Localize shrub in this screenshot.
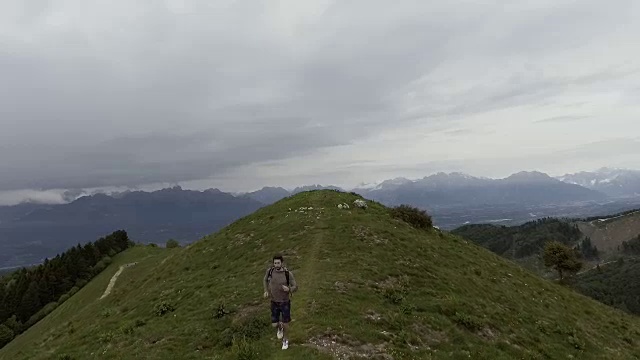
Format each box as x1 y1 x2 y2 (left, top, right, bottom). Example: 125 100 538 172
120 323 135 335
220 313 270 347
0 324 15 347
214 302 229 319
42 301 59 315
390 204 433 230
166 239 180 248
383 287 405 304
92 260 107 273
231 315 269 340
101 308 115 318
453 312 484 331
59 293 71 303
98 330 116 343
154 300 176 316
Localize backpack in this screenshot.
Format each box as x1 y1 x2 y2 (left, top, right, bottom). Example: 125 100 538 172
267 267 290 288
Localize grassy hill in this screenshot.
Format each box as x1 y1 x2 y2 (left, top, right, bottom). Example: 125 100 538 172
576 210 640 253
449 218 587 276
1 190 640 359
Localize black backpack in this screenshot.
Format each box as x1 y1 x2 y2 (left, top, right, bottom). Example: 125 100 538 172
267 266 290 287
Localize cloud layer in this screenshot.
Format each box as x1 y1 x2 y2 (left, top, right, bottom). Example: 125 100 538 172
1 0 639 200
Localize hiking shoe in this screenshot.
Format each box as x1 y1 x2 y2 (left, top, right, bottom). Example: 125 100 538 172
276 327 283 339
282 339 289 350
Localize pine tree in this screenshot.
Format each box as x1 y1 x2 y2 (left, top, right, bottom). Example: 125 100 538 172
544 241 583 280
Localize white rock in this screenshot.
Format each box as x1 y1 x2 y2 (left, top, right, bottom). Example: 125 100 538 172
353 199 367 209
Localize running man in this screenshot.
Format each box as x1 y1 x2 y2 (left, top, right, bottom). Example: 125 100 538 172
263 254 298 350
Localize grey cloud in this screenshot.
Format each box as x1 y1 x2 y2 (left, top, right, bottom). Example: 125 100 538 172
442 128 478 137
0 0 638 196
534 115 591 124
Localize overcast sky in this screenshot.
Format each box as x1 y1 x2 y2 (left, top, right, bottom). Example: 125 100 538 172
1 0 639 204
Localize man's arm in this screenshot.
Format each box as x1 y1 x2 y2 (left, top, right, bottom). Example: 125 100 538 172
288 271 298 293
263 268 270 293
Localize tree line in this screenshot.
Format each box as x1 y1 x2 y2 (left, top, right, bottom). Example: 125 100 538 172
0 230 133 348
451 217 584 259
620 234 640 255
573 257 640 316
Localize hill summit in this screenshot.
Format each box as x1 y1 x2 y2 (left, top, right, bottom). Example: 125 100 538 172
2 190 640 359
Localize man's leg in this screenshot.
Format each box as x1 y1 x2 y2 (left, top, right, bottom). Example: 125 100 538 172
270 301 282 338
281 300 291 349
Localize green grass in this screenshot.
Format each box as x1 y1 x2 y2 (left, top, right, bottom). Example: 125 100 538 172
2 190 640 359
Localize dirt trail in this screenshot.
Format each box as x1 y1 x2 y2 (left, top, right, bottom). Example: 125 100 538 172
100 262 137 300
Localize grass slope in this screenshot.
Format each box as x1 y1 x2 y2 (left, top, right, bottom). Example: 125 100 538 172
1 190 640 360
577 210 640 253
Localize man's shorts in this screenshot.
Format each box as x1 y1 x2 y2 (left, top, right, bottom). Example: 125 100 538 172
271 300 291 323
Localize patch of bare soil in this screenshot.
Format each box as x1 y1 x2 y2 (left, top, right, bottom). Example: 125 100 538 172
476 326 498 341
306 331 392 360
231 300 263 325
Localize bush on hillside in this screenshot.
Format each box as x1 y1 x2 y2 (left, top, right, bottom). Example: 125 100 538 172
3 315 21 333
154 300 175 316
0 324 14 347
166 239 180 248
621 235 640 255
390 204 433 230
543 241 583 280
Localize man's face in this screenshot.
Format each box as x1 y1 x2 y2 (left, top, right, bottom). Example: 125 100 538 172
273 259 282 269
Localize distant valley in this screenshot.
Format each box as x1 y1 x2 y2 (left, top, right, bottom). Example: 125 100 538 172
0 187 263 269
2 168 640 269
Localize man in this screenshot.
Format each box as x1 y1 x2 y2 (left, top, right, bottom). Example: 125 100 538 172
263 254 298 350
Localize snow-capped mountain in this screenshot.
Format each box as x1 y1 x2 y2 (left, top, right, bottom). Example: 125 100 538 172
353 177 414 192
557 168 640 198
234 169 635 208
351 171 607 208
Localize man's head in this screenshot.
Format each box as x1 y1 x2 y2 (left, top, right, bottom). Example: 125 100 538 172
273 254 284 269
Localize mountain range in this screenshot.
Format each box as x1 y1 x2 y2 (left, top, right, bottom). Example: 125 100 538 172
556 167 640 198
244 169 640 207
2 168 640 269
2 190 640 359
